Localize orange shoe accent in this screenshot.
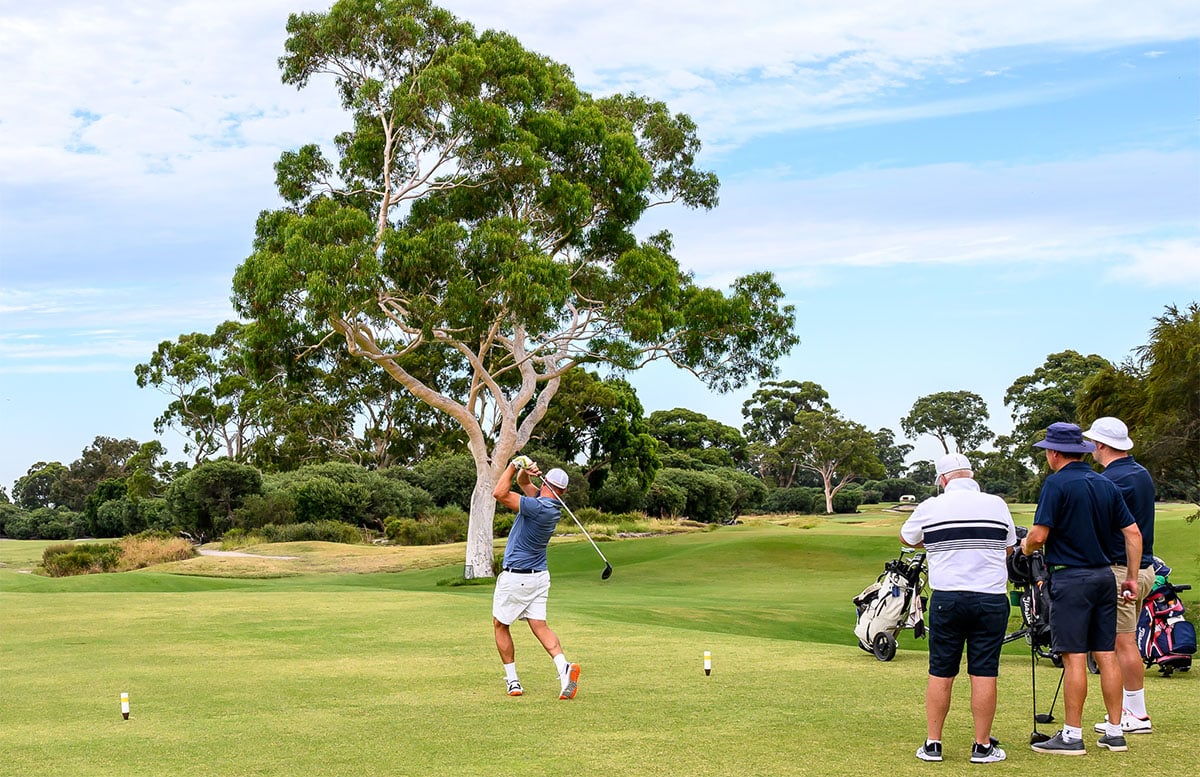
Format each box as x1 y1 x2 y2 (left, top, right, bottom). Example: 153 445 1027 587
559 663 581 699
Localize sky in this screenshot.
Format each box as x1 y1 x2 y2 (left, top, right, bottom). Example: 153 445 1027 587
1 1 1198 493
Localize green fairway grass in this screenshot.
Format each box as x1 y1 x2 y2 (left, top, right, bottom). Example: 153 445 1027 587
2 504 1196 776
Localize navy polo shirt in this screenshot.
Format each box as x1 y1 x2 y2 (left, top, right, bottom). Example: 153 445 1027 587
1033 460 1135 568
1103 455 1155 567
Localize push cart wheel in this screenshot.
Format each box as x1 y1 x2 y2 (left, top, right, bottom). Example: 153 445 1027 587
1086 652 1099 675
873 632 897 662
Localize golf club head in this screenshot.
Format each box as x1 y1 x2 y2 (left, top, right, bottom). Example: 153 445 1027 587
601 563 613 580
1030 731 1051 745
1034 713 1055 724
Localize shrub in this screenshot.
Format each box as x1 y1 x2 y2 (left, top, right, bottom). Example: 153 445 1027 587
652 469 737 523
257 520 363 544
831 489 864 514
861 490 882 504
385 511 468 545
589 473 647 514
41 542 122 576
493 512 514 538
717 468 768 515
643 479 687 518
233 492 298 529
763 487 816 514
95 499 135 538
412 455 478 510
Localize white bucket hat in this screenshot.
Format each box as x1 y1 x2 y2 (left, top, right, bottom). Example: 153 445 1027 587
1082 417 1134 451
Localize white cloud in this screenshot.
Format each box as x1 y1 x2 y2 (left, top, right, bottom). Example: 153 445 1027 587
639 149 1200 285
1105 240 1200 285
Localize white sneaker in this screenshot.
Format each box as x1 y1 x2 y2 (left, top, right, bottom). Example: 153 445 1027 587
970 743 1006 763
1093 711 1152 734
506 679 523 697
558 662 581 700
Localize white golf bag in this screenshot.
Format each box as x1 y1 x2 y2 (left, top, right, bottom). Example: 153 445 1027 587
853 550 927 661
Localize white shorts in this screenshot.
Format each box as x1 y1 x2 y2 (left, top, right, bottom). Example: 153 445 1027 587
492 570 551 624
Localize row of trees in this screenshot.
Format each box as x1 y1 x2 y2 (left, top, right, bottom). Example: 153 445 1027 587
6 301 1195 543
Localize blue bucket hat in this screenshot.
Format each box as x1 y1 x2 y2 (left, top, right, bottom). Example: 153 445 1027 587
1033 422 1096 454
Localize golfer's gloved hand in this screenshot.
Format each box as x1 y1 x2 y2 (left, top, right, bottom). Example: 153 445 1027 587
511 455 535 471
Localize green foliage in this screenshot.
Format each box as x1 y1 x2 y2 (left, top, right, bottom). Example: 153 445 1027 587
648 408 747 467
385 511 468 545
741 380 830 452
651 468 737 523
1078 302 1200 507
642 479 687 518
412 454 478 510
589 471 648 513
716 467 768 515
1004 349 1112 458
54 437 141 512
2 507 83 540
763 487 818 514
12 461 68 510
233 491 299 530
265 462 433 528
901 390 993 454
831 489 864 514
41 542 122 577
872 427 913 480
86 479 129 537
524 369 661 490
166 459 265 540
257 520 363 544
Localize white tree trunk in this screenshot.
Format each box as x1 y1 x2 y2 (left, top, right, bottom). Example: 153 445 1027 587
464 477 499 579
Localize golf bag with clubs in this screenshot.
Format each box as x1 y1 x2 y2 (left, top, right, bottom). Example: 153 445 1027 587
1002 527 1060 666
853 548 927 661
1136 557 1196 677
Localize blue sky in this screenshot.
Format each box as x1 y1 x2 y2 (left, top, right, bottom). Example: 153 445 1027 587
1 1 1198 492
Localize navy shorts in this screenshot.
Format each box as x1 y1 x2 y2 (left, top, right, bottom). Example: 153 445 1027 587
927 590 1010 678
1049 566 1117 654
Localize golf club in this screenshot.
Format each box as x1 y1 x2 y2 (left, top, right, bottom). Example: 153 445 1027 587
529 471 613 580
1029 649 1065 744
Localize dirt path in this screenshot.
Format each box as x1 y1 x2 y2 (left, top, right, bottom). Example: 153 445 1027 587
197 548 298 560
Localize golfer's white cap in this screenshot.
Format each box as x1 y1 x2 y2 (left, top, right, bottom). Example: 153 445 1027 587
545 468 569 489
1082 416 1134 451
935 452 972 478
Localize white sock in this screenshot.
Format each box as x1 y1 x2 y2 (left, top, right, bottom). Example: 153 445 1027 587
503 662 519 682
553 653 569 677
1062 725 1082 742
1123 688 1148 718
1105 721 1122 737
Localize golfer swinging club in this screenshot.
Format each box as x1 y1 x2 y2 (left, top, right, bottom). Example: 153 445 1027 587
491 456 581 699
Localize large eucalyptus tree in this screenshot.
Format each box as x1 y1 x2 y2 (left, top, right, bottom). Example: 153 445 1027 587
233 0 797 577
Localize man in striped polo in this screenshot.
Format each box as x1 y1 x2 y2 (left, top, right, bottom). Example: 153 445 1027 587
901 452 1017 764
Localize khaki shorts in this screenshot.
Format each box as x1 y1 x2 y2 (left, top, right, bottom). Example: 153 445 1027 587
1112 564 1156 633
492 570 551 624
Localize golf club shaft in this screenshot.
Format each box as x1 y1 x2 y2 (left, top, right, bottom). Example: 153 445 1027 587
530 473 611 567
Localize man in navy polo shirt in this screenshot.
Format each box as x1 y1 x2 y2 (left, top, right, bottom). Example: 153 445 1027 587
1083 417 1157 734
1021 422 1141 756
